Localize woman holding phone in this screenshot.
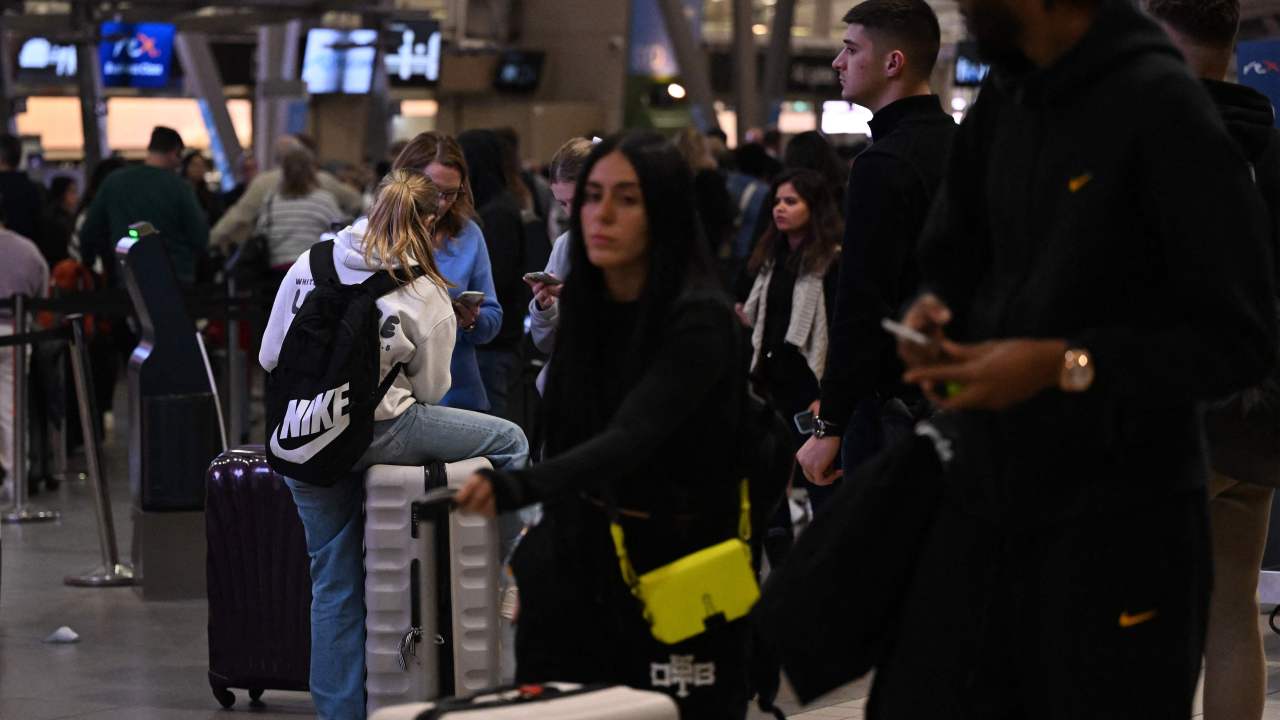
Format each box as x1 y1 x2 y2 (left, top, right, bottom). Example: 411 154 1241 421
456 132 751 718
393 132 503 412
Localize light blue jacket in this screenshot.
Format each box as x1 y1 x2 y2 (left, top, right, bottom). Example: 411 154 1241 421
434 219 503 411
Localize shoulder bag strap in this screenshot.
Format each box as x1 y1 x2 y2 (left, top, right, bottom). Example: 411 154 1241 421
309 239 338 285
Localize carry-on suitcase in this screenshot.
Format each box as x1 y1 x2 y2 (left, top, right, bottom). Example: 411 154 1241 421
368 683 680 719
365 459 502 716
205 446 311 708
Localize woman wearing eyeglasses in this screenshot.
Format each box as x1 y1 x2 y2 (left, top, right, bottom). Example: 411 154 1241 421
393 132 504 413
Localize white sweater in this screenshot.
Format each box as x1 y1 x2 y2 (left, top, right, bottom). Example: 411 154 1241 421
259 219 458 421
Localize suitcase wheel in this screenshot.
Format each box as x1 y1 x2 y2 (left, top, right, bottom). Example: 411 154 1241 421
210 682 235 709
249 688 265 706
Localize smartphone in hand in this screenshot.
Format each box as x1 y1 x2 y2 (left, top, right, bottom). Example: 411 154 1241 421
523 272 563 286
456 291 486 307
881 318 936 349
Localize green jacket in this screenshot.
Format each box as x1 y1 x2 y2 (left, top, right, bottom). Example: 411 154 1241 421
79 164 210 285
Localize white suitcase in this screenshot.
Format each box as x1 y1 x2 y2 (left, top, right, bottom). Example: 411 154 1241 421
365 459 502 717
368 683 681 719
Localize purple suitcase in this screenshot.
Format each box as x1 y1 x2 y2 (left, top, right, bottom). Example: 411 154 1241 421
205 446 311 709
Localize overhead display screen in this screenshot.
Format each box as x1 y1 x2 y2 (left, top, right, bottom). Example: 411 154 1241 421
100 22 176 89
385 20 441 87
301 28 378 95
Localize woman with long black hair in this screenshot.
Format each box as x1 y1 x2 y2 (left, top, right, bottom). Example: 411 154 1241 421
457 132 750 718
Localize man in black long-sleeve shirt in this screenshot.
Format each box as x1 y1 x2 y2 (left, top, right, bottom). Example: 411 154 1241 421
796 0 955 503
875 0 1277 716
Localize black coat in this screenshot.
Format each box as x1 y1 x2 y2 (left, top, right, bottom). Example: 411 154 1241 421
921 0 1278 522
1201 78 1280 486
819 95 956 427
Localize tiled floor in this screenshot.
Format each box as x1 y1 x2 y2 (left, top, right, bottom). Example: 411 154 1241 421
2 392 1280 720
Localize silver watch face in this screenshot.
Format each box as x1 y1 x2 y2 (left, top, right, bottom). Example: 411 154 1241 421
1063 350 1095 392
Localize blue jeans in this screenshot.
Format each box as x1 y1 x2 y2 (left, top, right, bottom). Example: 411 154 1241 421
287 402 529 720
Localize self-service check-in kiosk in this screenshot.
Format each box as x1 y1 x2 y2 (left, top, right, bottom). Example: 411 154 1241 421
117 222 224 599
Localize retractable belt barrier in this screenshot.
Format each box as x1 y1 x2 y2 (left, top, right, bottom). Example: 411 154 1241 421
0 286 263 321
1 280 269 588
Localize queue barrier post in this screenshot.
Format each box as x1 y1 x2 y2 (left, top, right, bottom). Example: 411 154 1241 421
64 314 134 587
4 294 60 524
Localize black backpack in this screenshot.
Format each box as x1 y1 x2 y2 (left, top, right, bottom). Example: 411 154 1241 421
265 239 421 486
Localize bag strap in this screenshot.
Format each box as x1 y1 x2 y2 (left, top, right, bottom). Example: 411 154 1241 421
360 264 425 297
309 239 339 285
609 479 752 593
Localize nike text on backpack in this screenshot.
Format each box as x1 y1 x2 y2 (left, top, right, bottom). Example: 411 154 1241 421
265 239 422 486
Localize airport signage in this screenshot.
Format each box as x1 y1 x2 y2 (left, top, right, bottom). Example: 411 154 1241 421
16 37 78 83
1239 40 1280 129
100 22 176 89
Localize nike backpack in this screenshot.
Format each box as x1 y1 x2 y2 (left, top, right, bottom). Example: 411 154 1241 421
264 239 421 486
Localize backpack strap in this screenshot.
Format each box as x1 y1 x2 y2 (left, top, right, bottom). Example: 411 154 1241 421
360 265 426 297
309 239 339 285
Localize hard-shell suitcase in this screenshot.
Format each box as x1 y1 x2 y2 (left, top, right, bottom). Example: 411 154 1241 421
365 459 502 716
205 446 311 708
368 683 680 719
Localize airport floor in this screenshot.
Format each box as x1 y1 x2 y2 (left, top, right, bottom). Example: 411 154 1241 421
4 390 1280 719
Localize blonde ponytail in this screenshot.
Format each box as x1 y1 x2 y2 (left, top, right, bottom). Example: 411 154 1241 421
362 169 452 289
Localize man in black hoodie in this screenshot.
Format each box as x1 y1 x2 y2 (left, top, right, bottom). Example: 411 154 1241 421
878 0 1278 717
458 129 529 421
1145 3 1280 718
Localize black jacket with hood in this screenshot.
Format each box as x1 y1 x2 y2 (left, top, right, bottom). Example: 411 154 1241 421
459 129 529 351
920 0 1278 522
1201 79 1280 487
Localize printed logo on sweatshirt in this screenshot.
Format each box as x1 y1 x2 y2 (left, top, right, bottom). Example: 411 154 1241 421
269 383 351 463
1117 609 1158 629
1068 173 1093 193
650 655 716 698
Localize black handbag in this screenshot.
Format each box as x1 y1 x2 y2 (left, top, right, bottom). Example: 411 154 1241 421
230 193 274 286
753 430 946 703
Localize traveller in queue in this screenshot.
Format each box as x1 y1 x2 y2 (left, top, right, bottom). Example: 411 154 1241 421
458 129 528 420
254 143 345 292
212 134 364 252
1145 1 1280 718
737 168 843 564
392 132 504 413
260 170 529 720
873 0 1278 716
526 136 595 394
455 132 751 718
796 0 956 510
79 126 210 287
0 201 49 501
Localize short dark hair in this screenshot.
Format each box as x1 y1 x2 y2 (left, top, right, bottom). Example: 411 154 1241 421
842 0 942 79
147 126 184 155
0 134 22 168
1144 0 1239 48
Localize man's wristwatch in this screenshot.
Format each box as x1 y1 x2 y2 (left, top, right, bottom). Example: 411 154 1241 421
814 417 843 439
1060 347 1095 393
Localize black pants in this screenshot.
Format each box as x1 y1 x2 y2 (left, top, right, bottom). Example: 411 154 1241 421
512 510 750 719
869 489 1210 719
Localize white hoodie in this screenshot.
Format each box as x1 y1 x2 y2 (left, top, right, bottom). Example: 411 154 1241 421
259 219 457 421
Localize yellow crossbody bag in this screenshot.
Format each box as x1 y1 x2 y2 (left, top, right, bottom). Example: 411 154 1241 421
609 481 760 645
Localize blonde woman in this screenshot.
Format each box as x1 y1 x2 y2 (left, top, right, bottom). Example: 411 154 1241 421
260 170 529 720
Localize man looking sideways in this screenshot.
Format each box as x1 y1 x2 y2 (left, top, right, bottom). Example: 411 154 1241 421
796 0 955 509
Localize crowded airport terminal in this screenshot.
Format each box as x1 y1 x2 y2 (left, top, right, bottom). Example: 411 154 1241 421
2 0 1280 717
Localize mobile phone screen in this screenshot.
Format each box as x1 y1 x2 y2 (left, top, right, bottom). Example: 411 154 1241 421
793 410 815 436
